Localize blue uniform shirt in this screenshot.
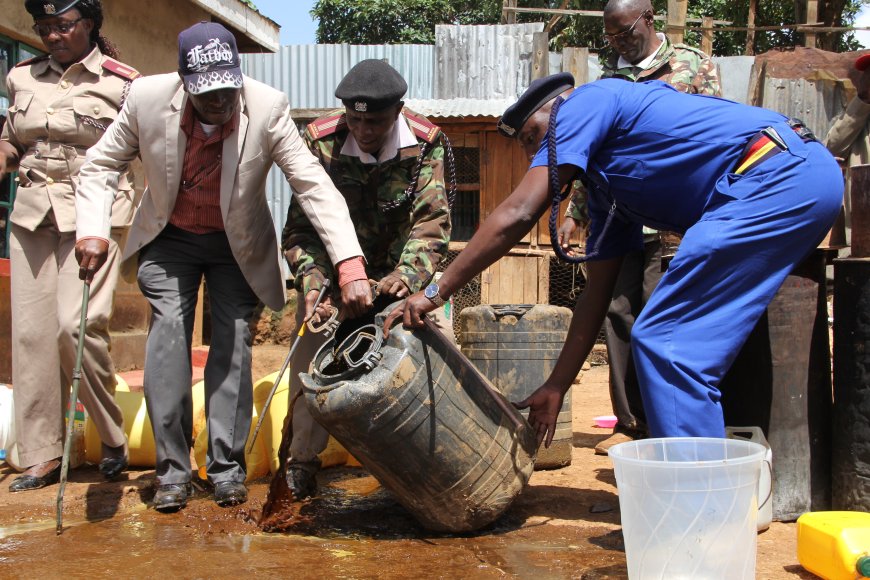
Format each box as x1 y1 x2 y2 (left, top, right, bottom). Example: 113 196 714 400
530 79 790 260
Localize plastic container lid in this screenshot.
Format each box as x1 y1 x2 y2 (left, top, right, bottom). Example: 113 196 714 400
858 555 870 578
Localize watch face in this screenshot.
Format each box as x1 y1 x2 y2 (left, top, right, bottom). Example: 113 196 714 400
424 284 438 299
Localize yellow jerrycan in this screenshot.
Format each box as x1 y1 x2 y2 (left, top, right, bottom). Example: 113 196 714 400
252 370 353 474
84 375 156 466
797 511 870 580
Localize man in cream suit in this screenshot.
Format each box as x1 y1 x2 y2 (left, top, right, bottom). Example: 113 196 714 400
75 21 373 512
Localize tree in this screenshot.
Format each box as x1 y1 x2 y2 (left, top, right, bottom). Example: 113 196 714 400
312 0 866 55
311 0 503 44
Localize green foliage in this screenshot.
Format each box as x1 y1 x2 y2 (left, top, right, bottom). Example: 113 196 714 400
313 0 867 55
311 0 502 44
239 0 257 9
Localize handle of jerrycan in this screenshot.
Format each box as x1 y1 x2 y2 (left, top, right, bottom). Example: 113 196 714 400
491 305 534 318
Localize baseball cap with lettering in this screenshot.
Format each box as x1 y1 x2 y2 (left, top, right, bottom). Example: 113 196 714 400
178 21 243 95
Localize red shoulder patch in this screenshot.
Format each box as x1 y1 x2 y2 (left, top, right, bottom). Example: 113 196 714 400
403 110 441 144
14 54 49 68
306 112 347 140
102 58 140 81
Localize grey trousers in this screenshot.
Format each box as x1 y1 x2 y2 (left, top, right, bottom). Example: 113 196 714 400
137 225 259 485
10 221 126 467
602 237 662 433
288 297 455 471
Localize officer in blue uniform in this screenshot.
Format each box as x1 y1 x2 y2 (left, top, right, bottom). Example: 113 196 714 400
385 74 843 444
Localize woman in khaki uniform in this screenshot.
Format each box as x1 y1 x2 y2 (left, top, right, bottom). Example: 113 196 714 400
0 0 138 491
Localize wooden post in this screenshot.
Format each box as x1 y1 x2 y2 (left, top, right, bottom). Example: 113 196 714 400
562 46 589 85
745 0 757 55
805 0 818 48
666 0 688 45
532 31 549 81
700 16 714 55
502 0 517 25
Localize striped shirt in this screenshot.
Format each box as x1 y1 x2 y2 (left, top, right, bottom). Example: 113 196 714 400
169 101 239 233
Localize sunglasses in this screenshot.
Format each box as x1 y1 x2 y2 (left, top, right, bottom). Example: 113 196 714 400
32 18 83 37
603 11 650 44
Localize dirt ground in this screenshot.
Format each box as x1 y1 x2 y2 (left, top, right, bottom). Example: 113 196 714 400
0 343 813 579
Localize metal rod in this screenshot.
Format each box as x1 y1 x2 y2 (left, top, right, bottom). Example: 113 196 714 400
248 279 331 454
56 281 90 535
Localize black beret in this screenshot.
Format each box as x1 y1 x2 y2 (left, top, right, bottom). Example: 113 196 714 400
497 72 575 138
25 0 80 18
335 59 408 113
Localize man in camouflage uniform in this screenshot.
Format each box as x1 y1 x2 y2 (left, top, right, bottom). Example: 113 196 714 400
282 59 451 499
557 0 721 455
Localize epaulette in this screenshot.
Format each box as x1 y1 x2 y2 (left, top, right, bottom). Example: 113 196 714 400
14 54 49 68
306 111 347 141
402 110 441 144
673 43 709 58
102 57 140 81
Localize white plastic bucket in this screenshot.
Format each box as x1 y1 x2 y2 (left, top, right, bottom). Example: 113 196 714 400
726 426 773 532
609 437 766 579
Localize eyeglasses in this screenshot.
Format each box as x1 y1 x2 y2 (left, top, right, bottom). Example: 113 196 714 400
32 18 83 37
603 11 649 44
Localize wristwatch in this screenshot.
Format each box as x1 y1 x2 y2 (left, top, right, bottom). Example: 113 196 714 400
423 282 445 307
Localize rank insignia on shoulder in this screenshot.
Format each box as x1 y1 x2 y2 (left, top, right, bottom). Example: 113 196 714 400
102 58 141 81
403 110 441 144
306 112 347 140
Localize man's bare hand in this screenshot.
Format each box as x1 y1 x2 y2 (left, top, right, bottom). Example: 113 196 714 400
513 383 566 449
304 290 334 322
382 291 436 338
74 238 110 282
376 275 409 300
340 279 373 319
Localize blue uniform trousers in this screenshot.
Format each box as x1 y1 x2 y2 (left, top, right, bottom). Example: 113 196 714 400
631 136 843 438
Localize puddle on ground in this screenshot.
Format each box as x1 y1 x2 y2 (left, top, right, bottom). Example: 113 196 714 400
0 468 627 579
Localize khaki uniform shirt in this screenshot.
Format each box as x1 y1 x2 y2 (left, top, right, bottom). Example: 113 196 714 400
2 45 136 232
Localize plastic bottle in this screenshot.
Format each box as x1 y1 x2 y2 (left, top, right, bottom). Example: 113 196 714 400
797 511 870 580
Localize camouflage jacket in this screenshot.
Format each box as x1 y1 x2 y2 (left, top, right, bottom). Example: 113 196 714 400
566 36 721 224
282 109 451 296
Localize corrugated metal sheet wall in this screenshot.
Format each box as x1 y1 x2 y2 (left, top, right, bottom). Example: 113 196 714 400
434 23 543 99
241 43 435 108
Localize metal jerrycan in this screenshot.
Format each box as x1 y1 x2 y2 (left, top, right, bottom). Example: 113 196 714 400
299 304 538 533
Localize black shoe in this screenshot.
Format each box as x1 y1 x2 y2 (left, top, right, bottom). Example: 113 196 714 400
9 460 62 492
286 465 317 500
99 442 129 480
214 481 248 507
153 482 193 512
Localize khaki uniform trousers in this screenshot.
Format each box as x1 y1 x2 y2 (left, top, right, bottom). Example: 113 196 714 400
10 219 126 468
288 299 454 470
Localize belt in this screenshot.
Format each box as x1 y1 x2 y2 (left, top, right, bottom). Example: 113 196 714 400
734 118 817 175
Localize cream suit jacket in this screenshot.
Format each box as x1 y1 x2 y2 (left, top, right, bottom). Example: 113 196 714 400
76 73 363 310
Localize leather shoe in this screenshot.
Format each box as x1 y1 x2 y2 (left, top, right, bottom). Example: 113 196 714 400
214 481 247 507
152 482 193 512
286 465 317 500
9 460 62 492
99 441 129 480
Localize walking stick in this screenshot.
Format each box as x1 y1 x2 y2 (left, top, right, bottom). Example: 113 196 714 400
248 280 333 454
56 281 90 534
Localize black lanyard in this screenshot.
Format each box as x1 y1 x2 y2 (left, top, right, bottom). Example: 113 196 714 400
547 95 617 264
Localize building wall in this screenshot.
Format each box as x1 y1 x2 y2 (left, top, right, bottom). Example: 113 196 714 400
0 0 215 75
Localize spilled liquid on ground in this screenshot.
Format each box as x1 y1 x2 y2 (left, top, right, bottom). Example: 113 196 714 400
0 467 627 578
